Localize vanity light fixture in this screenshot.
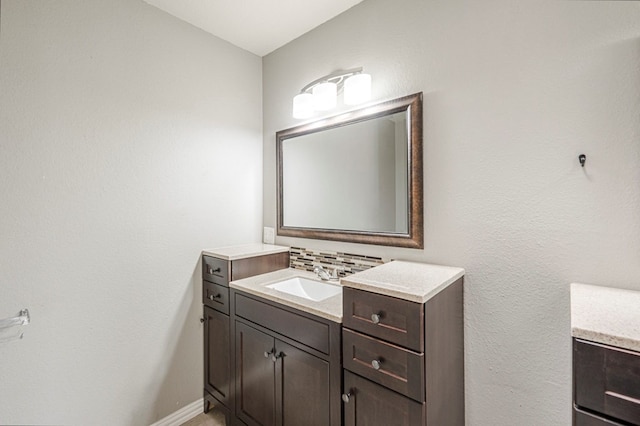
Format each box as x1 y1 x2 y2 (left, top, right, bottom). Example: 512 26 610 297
292 67 372 119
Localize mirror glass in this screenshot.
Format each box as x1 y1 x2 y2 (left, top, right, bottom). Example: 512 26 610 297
276 93 423 248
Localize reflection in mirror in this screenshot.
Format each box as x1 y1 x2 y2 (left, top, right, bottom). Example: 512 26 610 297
277 93 423 248
282 111 408 233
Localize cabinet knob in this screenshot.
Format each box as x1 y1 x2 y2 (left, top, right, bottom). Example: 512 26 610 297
264 349 274 359
371 313 382 324
341 392 352 403
271 352 283 362
371 359 382 370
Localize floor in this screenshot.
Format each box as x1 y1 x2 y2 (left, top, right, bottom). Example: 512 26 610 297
180 409 226 426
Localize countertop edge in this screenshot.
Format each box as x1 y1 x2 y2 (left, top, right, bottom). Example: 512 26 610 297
202 244 289 261
572 327 640 353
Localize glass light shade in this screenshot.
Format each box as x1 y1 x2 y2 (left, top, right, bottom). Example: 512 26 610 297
344 73 372 105
292 93 314 119
312 82 337 110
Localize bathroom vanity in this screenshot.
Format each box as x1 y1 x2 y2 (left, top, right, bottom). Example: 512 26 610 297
201 246 465 426
571 283 640 426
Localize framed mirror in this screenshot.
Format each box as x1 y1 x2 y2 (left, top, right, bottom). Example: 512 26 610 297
276 92 423 248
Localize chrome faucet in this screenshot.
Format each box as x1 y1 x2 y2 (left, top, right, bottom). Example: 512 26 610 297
313 264 341 281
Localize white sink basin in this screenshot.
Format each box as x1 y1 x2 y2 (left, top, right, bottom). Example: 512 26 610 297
266 277 341 302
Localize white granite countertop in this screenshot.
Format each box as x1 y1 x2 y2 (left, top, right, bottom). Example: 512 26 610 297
230 268 342 323
202 243 289 261
341 260 465 303
571 283 640 352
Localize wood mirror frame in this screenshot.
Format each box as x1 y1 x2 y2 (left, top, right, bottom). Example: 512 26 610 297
276 92 423 249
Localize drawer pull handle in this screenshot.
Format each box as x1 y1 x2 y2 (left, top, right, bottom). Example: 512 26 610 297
208 294 221 300
208 267 221 274
605 391 640 406
341 392 352 403
371 359 382 370
371 313 382 324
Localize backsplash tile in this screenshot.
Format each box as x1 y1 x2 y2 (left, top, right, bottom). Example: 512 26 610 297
290 246 386 277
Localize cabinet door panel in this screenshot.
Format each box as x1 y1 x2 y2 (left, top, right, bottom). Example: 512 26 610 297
236 322 276 426
204 307 230 406
343 371 424 426
276 340 330 426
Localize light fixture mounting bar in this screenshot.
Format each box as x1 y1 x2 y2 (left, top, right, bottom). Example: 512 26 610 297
299 67 364 94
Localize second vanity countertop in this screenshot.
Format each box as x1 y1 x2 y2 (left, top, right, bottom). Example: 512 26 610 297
571 282 640 352
230 268 343 323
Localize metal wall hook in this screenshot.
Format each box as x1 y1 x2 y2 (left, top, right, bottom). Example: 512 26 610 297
0 309 30 330
579 154 586 167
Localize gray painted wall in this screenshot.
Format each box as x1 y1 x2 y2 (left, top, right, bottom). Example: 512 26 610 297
263 0 640 424
0 1 262 424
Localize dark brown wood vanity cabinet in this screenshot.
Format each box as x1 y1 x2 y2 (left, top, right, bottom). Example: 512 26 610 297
573 338 640 426
231 291 342 426
341 278 464 426
202 252 289 423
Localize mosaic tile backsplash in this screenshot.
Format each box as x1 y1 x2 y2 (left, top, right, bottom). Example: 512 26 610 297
289 246 386 278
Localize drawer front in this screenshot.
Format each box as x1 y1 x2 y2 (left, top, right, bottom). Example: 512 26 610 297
342 287 423 352
343 370 424 426
203 256 229 285
574 339 640 425
574 407 623 426
203 281 230 315
343 328 424 402
235 292 330 355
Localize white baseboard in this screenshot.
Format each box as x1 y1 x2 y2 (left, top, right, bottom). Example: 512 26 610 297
150 398 203 426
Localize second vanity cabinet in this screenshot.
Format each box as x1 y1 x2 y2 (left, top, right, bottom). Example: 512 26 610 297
232 291 342 426
571 283 640 426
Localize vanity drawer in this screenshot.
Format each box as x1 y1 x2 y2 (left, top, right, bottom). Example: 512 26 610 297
574 407 624 426
343 287 424 352
203 281 230 315
203 256 229 285
343 328 424 402
574 339 640 425
234 292 330 355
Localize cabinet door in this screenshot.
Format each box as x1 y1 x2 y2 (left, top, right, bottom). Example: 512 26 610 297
236 322 276 426
343 371 424 426
275 340 331 426
204 306 230 406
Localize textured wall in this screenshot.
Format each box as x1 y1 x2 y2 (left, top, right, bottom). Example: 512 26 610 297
0 1 262 424
263 1 640 424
